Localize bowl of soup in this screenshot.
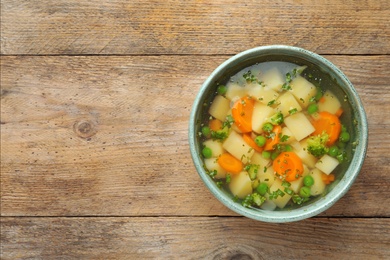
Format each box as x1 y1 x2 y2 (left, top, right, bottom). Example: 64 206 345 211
188 45 368 222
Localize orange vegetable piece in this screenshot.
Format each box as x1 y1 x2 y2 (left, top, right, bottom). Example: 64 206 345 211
243 134 263 153
322 173 335 184
209 119 223 131
311 111 341 146
231 96 255 133
217 153 243 174
273 152 304 182
335 108 344 117
264 125 282 151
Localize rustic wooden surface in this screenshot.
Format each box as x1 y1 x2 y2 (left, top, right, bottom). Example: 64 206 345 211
1 0 390 259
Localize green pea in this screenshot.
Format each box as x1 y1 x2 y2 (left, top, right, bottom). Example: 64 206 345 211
307 103 318 115
262 151 271 159
336 152 346 163
256 182 268 196
217 85 227 95
303 175 314 187
255 135 267 147
262 123 274 133
337 141 346 149
328 145 339 157
315 89 323 101
339 131 350 143
202 147 212 158
300 186 311 198
271 151 280 160
201 126 211 137
284 144 293 152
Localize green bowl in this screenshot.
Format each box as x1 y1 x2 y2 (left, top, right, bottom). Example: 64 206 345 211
189 45 368 223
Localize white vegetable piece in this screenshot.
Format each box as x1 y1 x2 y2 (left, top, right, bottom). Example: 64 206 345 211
250 151 271 169
222 130 254 164
247 84 279 106
293 138 318 168
289 76 317 108
229 171 252 199
260 199 277 211
280 127 296 144
225 82 249 101
202 139 225 158
289 164 310 193
204 158 226 179
315 154 340 175
318 90 342 115
284 112 315 141
309 168 326 196
251 102 275 134
266 179 292 209
257 165 276 187
259 67 285 91
208 95 230 122
275 91 302 117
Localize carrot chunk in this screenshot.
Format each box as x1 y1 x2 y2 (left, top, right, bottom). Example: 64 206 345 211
217 153 243 174
243 134 263 153
209 119 223 131
273 152 304 182
264 125 282 151
231 96 255 133
311 111 341 146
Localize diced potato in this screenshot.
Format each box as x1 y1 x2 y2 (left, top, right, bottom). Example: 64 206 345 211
250 151 271 169
318 90 342 115
294 138 318 168
315 154 340 175
309 168 326 196
208 95 230 122
289 164 310 193
289 76 317 108
222 130 254 164
247 84 279 106
280 127 296 144
257 165 276 187
251 102 275 134
229 171 252 199
275 92 302 117
202 139 225 157
266 179 292 209
204 158 227 179
225 82 248 101
260 199 277 211
259 67 285 91
284 112 315 141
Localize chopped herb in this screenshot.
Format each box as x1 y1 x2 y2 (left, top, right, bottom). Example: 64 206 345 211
267 99 276 106
280 134 290 142
288 108 298 115
222 115 234 129
225 174 231 184
282 83 292 91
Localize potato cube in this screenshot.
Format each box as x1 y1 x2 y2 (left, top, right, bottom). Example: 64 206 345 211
208 95 230 122
280 127 296 144
289 164 310 193
204 158 227 179
222 130 254 164
259 67 285 91
257 165 276 187
251 102 275 134
247 84 279 106
260 199 277 211
229 171 252 199
225 82 248 101
266 179 292 209
293 138 318 168
250 151 271 169
284 112 315 141
315 154 340 175
275 92 302 117
290 76 317 108
309 168 326 196
318 90 342 115
202 139 225 157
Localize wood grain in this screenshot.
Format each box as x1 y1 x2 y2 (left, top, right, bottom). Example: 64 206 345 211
1 217 389 259
1 55 389 217
1 0 390 55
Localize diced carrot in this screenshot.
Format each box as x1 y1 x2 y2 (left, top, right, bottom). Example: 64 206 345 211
319 97 326 103
322 173 336 184
335 108 343 117
311 111 341 146
264 125 282 151
209 119 223 131
231 96 255 133
243 134 263 153
273 152 304 182
217 153 243 174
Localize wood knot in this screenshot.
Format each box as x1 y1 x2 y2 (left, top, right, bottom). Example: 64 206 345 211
73 120 97 139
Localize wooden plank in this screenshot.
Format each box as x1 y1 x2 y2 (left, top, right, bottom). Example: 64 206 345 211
1 55 389 217
1 0 390 55
1 217 389 259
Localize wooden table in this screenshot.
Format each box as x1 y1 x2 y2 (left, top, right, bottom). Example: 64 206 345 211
1 1 389 259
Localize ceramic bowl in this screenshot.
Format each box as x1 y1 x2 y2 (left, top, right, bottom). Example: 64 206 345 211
189 45 368 222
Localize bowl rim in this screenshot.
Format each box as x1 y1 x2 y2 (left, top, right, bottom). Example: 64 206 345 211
189 45 368 223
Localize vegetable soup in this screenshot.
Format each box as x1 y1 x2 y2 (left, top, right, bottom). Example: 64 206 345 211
199 61 352 210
